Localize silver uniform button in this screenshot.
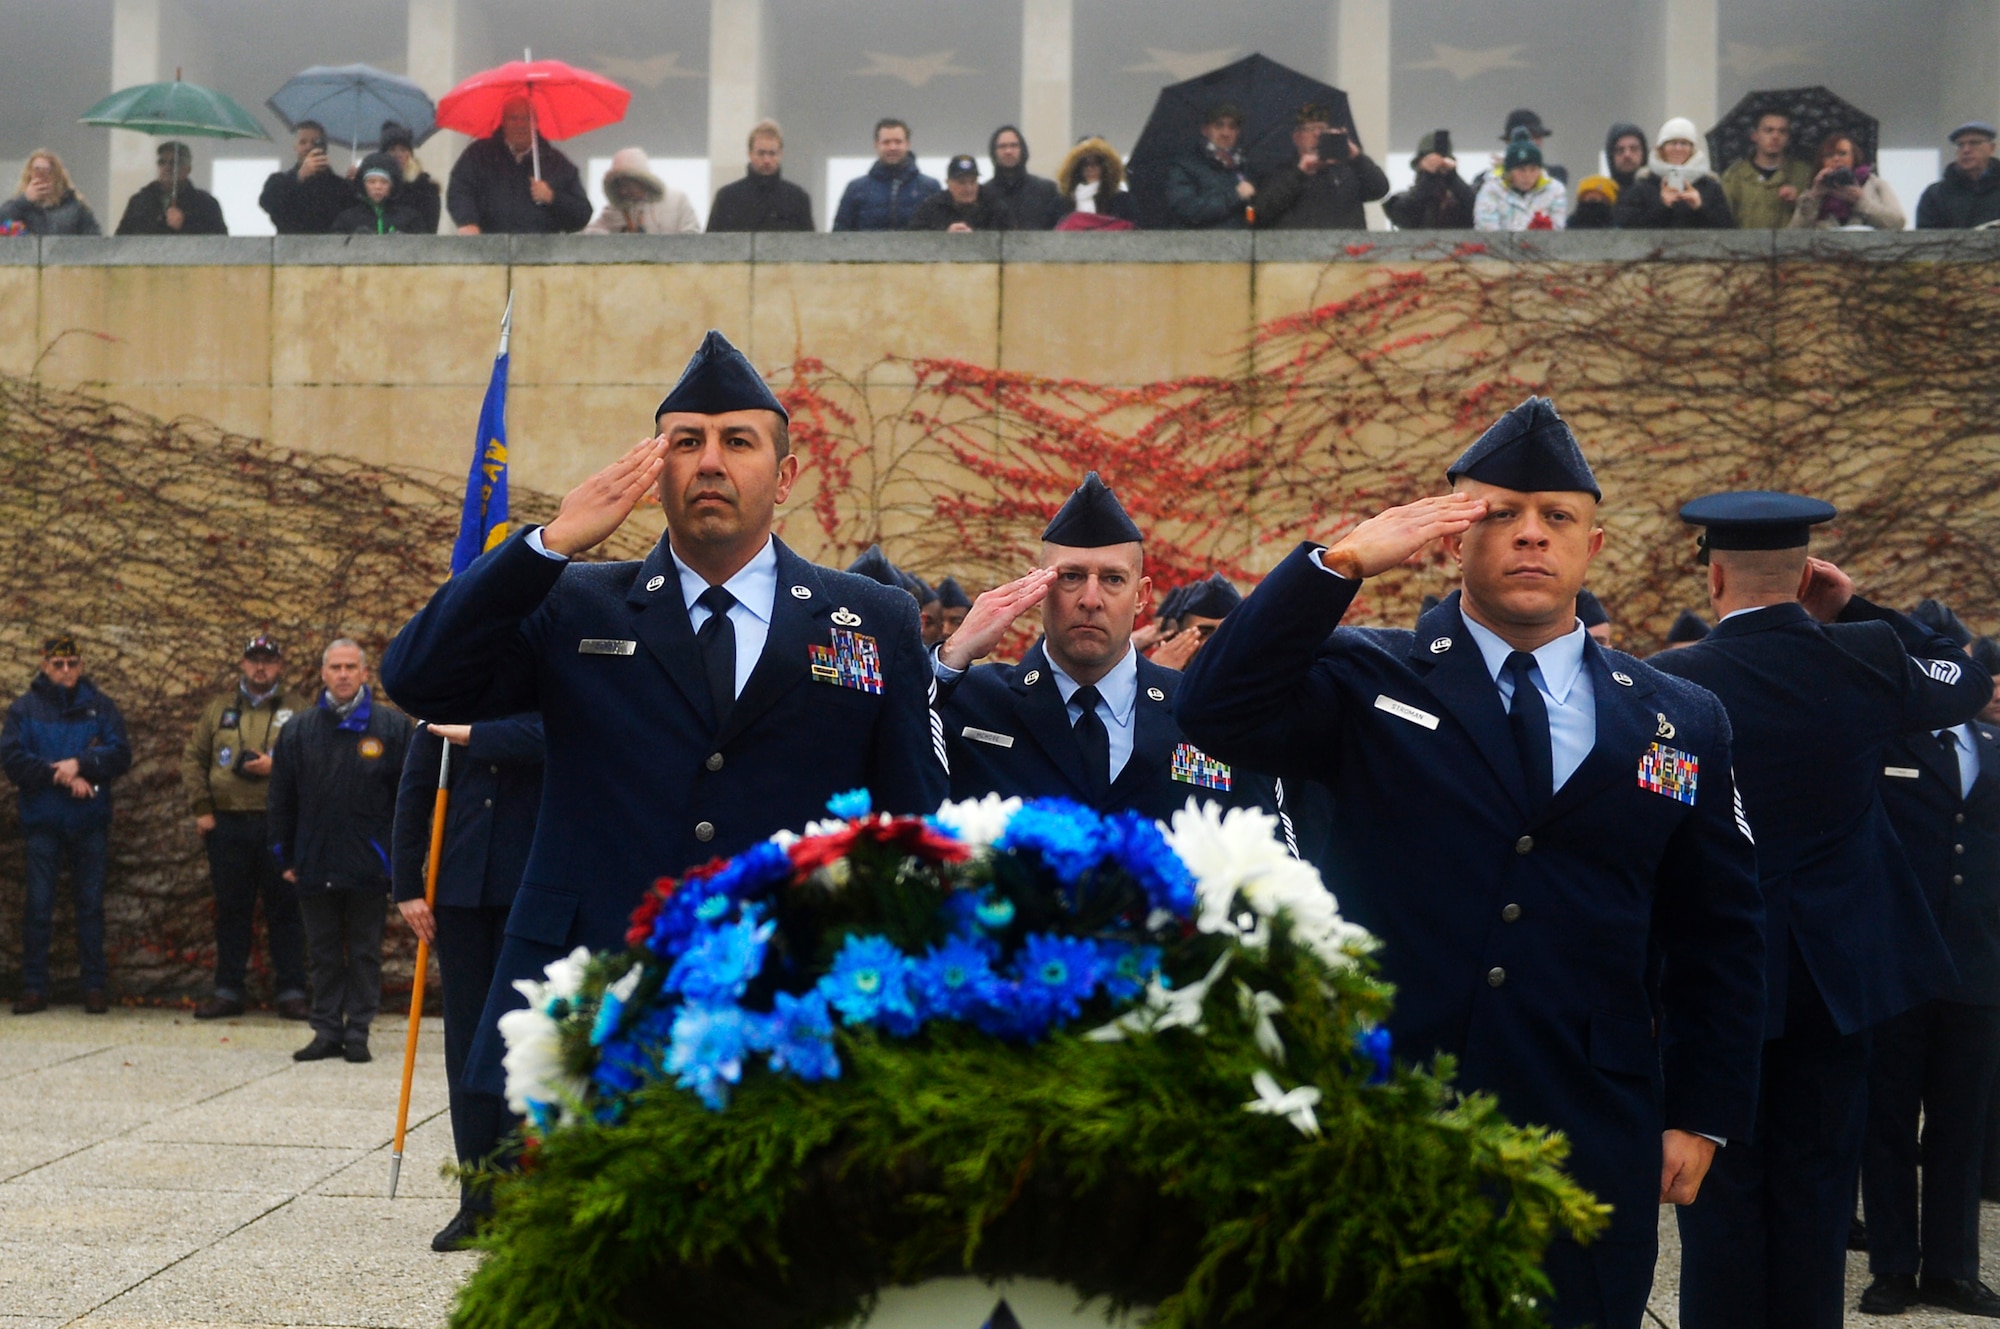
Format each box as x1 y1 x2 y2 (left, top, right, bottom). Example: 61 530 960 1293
1955 813 1966 824
705 752 724 772
484 798 493 808
1954 874 1965 886
694 821 715 842
1501 903 1522 923
646 575 666 592
1515 835 1534 855
1956 843 1966 855
1487 967 1507 987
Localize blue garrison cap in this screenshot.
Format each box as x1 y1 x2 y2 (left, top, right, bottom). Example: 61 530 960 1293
846 544 902 588
901 570 938 605
1446 397 1600 500
1574 588 1608 628
1041 472 1144 547
936 576 973 609
1666 609 1711 644
1156 584 1189 620
1911 598 1974 648
1975 636 2000 677
654 329 788 423
1678 491 1836 554
1178 574 1242 620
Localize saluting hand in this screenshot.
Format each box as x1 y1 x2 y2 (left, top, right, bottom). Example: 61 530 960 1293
1323 493 1488 578
1799 556 1854 623
937 567 1059 672
539 436 669 556
1148 627 1202 671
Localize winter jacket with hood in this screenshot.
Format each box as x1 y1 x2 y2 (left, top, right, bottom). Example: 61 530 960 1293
2 673 130 831
1916 162 2000 229
267 686 410 895
1604 122 1649 193
832 156 942 231
1473 168 1567 230
1054 137 1138 224
981 125 1064 230
1615 120 1734 229
707 167 815 232
0 191 101 236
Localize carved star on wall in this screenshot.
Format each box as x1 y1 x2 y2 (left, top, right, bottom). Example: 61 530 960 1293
594 52 705 87
849 50 977 88
1722 41 1819 79
1403 42 1533 82
1122 46 1240 82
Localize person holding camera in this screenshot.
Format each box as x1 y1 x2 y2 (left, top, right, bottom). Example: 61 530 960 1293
260 120 358 235
1790 133 1905 231
1385 130 1477 229
1614 117 1734 229
1255 102 1389 231
180 634 308 1021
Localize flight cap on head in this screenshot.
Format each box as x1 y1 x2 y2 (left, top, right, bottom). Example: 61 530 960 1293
1156 584 1188 621
1416 593 1442 626
1178 574 1242 620
1574 588 1609 628
1678 491 1835 561
936 576 973 609
846 544 902 589
896 569 935 604
1666 610 1711 644
1974 636 2000 676
1041 471 1144 547
654 329 788 424
1910 597 1974 648
1446 397 1600 500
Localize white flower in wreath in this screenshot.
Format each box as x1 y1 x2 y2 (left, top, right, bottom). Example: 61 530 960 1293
1165 800 1370 969
932 793 1023 852
498 946 594 1122
1244 1069 1323 1138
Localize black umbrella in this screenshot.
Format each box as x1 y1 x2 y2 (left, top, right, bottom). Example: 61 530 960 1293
1707 86 1879 173
1126 53 1354 230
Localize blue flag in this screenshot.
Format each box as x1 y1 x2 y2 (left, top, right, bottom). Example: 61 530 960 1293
451 296 513 575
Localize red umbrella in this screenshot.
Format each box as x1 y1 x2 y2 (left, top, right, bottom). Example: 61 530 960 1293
435 58 629 176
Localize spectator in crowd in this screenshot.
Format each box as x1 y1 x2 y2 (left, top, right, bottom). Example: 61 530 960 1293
1791 133 1906 231
1054 136 1137 228
585 148 699 234
180 633 307 1021
1720 111 1813 229
447 97 592 235
937 577 973 639
0 150 101 236
268 638 410 1064
706 119 814 232
910 155 1012 231
391 714 543 1251
261 120 354 235
983 125 1063 230
379 121 441 234
1605 122 1649 192
1474 139 1567 231
1918 122 2000 229
833 118 940 231
3 635 131 1015
1567 175 1618 229
1167 103 1256 230
1256 103 1389 230
1615 117 1733 229
115 142 226 236
330 154 422 235
1501 108 1567 183
1384 130 1476 230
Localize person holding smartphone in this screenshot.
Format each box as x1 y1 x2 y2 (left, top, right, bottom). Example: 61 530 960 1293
1255 101 1389 230
1614 117 1734 229
1385 129 1477 229
259 120 355 234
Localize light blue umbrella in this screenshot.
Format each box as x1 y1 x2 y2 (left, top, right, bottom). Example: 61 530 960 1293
267 64 436 156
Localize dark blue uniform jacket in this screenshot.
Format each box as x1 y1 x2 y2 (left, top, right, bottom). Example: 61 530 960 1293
1176 546 1766 1259
1876 720 2000 1007
390 714 544 911
938 638 1277 824
1650 598 1991 1035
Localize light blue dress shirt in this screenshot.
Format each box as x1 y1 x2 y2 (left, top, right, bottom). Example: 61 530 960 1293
1046 645 1139 783
1459 614 1598 792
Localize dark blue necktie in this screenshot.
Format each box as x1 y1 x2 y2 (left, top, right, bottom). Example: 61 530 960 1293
1504 651 1553 813
696 585 737 729
1071 683 1111 802
1939 730 1963 800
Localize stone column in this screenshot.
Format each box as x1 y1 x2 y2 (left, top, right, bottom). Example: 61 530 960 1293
407 0 459 230
1941 0 2000 130
108 0 161 212
1331 0 1391 229
1020 0 1073 166
709 0 767 210
1660 0 1718 127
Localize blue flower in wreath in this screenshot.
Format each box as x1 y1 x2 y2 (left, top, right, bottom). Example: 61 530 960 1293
759 989 841 1082
1014 932 1104 1024
912 935 1001 1021
1098 941 1162 1002
996 799 1109 886
667 913 774 1004
668 1003 756 1110
1358 1027 1393 1086
1103 811 1197 917
826 788 873 820
817 933 916 1030
591 1037 652 1097
706 839 795 901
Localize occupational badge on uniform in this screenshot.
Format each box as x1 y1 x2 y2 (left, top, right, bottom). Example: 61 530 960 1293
1611 671 1634 687
831 607 862 628
220 709 241 729
790 585 812 599
578 638 637 656
1430 638 1452 654
273 709 293 727
809 628 884 694
1655 712 1676 740
358 737 385 760
216 745 233 769
1637 742 1698 805
1921 658 1964 685
645 575 667 592
1146 687 1166 702
1172 742 1233 791
1023 670 1041 686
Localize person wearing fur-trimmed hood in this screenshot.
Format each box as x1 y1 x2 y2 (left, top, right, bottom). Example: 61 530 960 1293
1055 135 1138 227
585 148 700 234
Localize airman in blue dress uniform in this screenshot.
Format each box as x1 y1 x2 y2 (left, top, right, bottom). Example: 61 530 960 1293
1175 399 1767 1329
1649 492 1994 1329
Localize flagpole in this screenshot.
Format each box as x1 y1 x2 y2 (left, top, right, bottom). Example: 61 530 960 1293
389 738 452 1199
524 47 541 181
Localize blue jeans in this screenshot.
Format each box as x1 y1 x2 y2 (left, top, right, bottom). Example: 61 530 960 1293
22 821 109 993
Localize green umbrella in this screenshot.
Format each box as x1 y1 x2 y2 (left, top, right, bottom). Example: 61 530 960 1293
80 71 270 141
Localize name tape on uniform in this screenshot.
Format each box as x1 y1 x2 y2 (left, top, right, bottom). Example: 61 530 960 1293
1883 766 1922 779
961 726 1015 748
579 639 637 656
1373 695 1440 730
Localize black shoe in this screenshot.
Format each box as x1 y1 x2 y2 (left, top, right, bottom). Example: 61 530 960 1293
343 1039 371 1064
12 991 48 1015
1919 1277 2000 1317
1860 1273 1919 1315
275 996 310 1021
1849 1213 1869 1251
293 1035 344 1061
431 1207 483 1252
193 996 244 1020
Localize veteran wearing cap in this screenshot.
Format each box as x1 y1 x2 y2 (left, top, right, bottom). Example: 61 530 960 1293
1649 492 1994 1329
1176 399 1766 1329
179 633 308 1021
931 473 1277 826
381 330 948 1109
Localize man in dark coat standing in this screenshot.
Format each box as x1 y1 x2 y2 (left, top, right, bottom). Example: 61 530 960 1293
706 119 814 233
1650 493 1995 1329
1255 103 1390 231
832 119 940 231
1176 399 1767 1329
380 328 948 1108
982 125 1063 230
114 141 226 236
910 156 1012 232
1857 605 2000 1316
260 120 355 235
391 713 543 1251
446 97 591 235
1917 121 2000 229
1166 103 1255 230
